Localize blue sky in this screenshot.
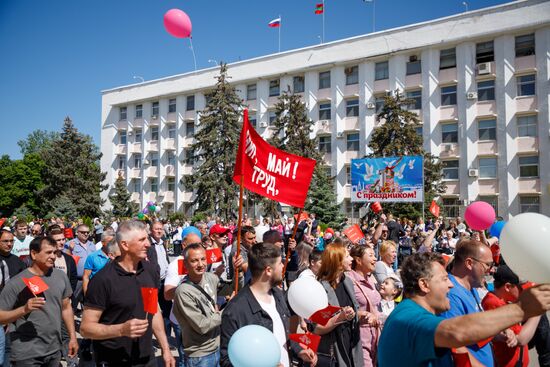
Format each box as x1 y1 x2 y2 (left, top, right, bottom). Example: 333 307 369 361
0 0 510 159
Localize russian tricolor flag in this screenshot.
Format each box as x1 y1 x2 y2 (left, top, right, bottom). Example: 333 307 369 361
268 18 281 28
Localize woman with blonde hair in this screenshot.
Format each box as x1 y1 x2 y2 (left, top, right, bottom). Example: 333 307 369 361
373 240 397 284
313 243 363 366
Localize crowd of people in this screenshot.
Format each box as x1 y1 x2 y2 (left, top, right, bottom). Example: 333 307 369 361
0 211 548 367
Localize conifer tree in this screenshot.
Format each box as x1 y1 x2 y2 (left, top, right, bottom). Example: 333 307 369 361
110 173 136 217
367 92 445 219
191 63 244 219
39 117 107 218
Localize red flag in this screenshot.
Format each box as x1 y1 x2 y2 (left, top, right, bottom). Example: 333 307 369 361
178 258 188 275
476 337 492 348
309 305 341 326
429 200 440 217
206 248 223 264
294 211 309 223
23 276 49 296
342 224 365 244
0 218 6 228
72 255 80 265
233 109 316 208
141 287 158 314
63 228 74 239
314 3 324 14
451 349 472 367
289 333 321 353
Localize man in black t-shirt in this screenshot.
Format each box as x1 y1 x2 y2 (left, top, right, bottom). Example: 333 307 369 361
81 220 175 367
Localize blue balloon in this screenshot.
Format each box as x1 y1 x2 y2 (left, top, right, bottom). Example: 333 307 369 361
228 325 281 367
489 221 506 239
181 226 202 240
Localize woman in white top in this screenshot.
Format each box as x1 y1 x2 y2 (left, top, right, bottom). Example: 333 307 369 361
373 240 398 284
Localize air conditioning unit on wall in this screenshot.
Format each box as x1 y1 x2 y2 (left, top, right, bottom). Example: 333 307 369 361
259 122 268 128
468 169 479 177
366 102 376 109
477 62 492 75
336 132 344 138
466 92 478 100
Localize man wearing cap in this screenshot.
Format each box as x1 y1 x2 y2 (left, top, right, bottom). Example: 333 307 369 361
482 266 541 367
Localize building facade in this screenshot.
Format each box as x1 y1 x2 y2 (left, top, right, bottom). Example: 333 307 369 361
101 0 550 219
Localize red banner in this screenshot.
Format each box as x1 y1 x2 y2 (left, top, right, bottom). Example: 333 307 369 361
289 333 321 353
233 109 316 208
343 224 365 244
64 228 74 239
429 200 440 217
206 248 223 264
23 276 49 296
294 211 309 223
141 287 158 314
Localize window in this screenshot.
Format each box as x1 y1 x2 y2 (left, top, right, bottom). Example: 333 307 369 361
132 179 141 194
517 74 535 97
318 136 331 153
478 119 496 141
119 130 127 145
375 96 385 114
134 129 142 143
406 60 421 75
319 103 331 120
515 34 535 57
476 41 494 63
477 80 495 101
135 104 143 119
346 99 359 117
517 115 537 137
167 177 176 192
150 178 158 193
478 196 498 215
185 149 195 165
134 154 142 169
519 156 539 178
440 48 456 70
346 166 351 184
479 158 497 178
345 66 359 85
441 85 457 106
442 198 460 218
269 79 280 97
168 98 176 113
151 126 159 141
150 153 159 167
442 160 459 180
268 111 277 125
441 123 458 143
415 125 423 137
165 124 175 139
167 152 175 166
117 156 126 170
293 76 305 93
406 90 422 110
246 84 257 100
375 61 389 80
186 95 195 111
519 196 540 213
347 133 359 151
249 114 257 128
319 71 331 89
120 107 127 120
186 122 195 136
152 101 159 116
324 166 332 179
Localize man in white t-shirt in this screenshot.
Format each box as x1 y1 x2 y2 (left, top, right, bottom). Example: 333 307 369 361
11 220 33 261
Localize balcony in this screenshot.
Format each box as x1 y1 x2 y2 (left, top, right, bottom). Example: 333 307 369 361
131 119 144 128
344 85 359 97
163 191 175 203
517 137 538 153
182 191 194 202
439 68 457 84
268 96 279 106
515 55 536 73
477 141 497 156
115 169 126 178
184 111 195 120
321 153 332 164
317 88 331 101
145 166 158 178
148 192 158 202
439 143 459 158
316 120 332 135
444 181 460 195
148 116 160 126
181 165 193 176
165 165 176 177
166 112 177 123
116 120 128 130
518 178 540 194
146 141 159 152
345 150 360 160
373 79 389 93
129 168 141 179
130 192 141 202
129 143 142 154
343 117 359 131
476 101 496 117
114 144 127 155
405 74 422 89
343 185 351 198
165 138 176 151
439 106 458 121
478 179 498 195
516 96 537 113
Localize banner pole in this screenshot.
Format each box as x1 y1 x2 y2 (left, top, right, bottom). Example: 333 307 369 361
282 207 302 278
234 176 244 294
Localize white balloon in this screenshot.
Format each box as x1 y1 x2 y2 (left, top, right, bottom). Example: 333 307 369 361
500 213 550 283
287 276 328 319
155 206 161 213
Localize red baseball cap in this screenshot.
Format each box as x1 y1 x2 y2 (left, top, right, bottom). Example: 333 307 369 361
209 224 230 236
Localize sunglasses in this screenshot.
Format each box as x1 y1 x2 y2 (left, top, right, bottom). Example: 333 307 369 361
78 231 90 235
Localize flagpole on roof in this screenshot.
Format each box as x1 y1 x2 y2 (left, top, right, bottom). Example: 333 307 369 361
322 0 325 43
278 14 281 52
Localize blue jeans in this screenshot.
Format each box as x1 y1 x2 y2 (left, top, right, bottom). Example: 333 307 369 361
184 350 219 367
172 322 185 367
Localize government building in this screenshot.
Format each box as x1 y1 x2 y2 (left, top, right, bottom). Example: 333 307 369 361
100 0 550 219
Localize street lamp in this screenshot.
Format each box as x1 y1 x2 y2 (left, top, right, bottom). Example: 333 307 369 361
208 59 219 66
133 75 144 83
462 1 469 12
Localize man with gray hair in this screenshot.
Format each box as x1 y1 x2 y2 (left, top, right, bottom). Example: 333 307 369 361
81 220 175 367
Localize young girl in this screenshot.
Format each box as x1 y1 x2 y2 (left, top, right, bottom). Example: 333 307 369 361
377 276 403 326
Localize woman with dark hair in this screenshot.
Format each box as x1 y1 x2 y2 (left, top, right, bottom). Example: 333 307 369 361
314 243 364 367
348 245 381 367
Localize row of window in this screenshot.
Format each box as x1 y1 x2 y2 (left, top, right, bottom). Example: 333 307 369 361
129 177 176 194
118 148 196 171
443 195 540 217
119 96 196 120
442 155 539 180
118 123 196 144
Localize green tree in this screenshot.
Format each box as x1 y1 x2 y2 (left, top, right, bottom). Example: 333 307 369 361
110 173 136 217
305 168 344 228
367 91 445 219
17 130 59 156
39 117 107 218
48 194 79 219
191 63 244 219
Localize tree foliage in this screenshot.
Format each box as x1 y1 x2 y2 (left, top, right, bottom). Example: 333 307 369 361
191 63 244 219
110 173 136 218
17 130 59 156
367 92 445 219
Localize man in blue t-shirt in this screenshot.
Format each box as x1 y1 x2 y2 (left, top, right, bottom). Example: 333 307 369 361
378 252 550 367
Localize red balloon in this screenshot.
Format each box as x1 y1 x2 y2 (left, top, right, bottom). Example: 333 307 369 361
164 9 192 38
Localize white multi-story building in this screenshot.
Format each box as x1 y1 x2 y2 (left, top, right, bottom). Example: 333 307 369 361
101 0 550 219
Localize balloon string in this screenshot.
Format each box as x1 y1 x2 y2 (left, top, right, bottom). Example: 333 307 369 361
189 37 197 72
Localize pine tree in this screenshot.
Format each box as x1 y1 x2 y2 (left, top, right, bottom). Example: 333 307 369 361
110 173 136 217
48 195 79 219
367 92 445 219
305 168 344 228
191 63 244 219
39 117 108 218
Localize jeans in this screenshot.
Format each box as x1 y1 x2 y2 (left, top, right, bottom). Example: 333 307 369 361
184 350 219 367
1 329 10 367
172 322 185 367
13 351 61 367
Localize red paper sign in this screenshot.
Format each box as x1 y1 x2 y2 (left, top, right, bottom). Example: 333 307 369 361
206 248 223 264
64 228 74 239
233 109 317 208
23 276 49 296
141 287 158 314
343 224 365 244
309 305 341 326
289 333 321 353
476 337 492 348
451 349 472 367
429 200 440 218
178 258 188 275
294 211 309 223
72 255 80 265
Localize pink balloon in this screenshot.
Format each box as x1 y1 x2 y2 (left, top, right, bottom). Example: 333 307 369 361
464 201 496 231
164 9 192 38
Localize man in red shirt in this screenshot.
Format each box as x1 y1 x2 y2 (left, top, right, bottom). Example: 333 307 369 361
482 265 541 367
